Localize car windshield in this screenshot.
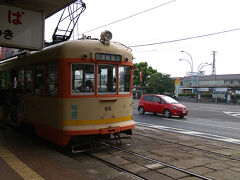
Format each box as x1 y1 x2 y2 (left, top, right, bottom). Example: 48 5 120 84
161 96 179 104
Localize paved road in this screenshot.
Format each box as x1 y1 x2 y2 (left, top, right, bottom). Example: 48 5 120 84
133 100 240 144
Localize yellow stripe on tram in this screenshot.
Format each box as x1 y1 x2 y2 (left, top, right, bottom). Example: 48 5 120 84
0 145 45 180
61 115 133 126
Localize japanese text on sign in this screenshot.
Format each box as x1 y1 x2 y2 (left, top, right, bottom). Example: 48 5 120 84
0 5 44 50
95 53 122 62
0 29 13 40
0 10 25 41
8 10 24 25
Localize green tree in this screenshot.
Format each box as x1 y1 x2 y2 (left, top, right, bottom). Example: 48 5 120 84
133 62 157 86
146 72 174 94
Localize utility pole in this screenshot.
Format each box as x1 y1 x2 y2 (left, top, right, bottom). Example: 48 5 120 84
212 51 217 103
211 51 217 75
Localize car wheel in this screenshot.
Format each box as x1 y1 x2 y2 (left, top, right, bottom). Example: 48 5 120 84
179 115 184 119
163 109 171 118
138 106 145 114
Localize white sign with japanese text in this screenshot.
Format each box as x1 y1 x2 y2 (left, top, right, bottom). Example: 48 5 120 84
0 5 44 50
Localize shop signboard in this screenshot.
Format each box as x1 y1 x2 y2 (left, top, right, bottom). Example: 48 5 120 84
0 5 44 50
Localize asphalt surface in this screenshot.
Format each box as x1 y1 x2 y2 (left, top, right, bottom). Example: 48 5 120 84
133 100 240 143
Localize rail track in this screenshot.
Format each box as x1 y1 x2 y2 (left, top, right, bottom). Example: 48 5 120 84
85 152 147 180
85 141 213 180
133 131 240 162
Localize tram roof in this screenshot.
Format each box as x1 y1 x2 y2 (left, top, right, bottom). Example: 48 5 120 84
0 0 76 18
0 39 133 68
38 39 133 60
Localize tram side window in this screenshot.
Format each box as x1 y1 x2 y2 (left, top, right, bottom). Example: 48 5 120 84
98 65 116 94
18 70 24 93
26 69 33 94
5 69 17 89
47 63 58 96
119 66 130 94
72 64 95 94
5 71 11 89
35 65 44 95
0 72 6 89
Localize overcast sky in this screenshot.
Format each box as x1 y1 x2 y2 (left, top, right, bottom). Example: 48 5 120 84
45 0 240 77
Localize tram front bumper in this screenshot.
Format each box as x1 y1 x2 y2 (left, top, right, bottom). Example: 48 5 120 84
99 126 121 134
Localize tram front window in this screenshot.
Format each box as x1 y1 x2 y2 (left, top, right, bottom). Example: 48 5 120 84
119 66 130 94
98 65 116 94
72 64 95 94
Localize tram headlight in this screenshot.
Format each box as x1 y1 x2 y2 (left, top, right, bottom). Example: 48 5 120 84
100 30 112 42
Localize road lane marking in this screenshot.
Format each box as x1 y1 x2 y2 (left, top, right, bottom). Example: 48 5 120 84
223 112 240 119
136 122 240 145
188 108 221 112
0 145 45 180
199 107 227 110
166 118 240 130
133 111 240 130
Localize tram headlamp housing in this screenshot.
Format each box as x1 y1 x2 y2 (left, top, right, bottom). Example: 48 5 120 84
100 30 112 42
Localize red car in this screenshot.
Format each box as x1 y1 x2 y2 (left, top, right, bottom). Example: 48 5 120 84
138 94 188 118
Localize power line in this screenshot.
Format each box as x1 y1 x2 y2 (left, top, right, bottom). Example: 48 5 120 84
129 27 240 48
80 0 176 35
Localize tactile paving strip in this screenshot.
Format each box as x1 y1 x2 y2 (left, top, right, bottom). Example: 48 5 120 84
0 146 45 180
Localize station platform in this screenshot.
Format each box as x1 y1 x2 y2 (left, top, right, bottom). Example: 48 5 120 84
0 127 93 180
0 125 240 180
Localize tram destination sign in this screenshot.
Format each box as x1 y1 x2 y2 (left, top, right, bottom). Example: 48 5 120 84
0 5 44 50
95 53 122 62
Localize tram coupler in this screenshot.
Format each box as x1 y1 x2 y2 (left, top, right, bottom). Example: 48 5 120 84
113 133 122 145
100 133 132 146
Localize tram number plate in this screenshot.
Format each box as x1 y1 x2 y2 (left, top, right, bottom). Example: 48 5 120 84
105 106 112 111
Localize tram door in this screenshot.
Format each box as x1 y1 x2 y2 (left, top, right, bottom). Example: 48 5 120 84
2 69 18 125
10 69 18 124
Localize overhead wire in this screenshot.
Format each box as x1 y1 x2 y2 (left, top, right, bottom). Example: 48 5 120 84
79 0 176 35
129 27 240 48
73 0 240 50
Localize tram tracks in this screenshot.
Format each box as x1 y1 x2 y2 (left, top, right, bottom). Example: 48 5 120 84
66 125 240 179
133 130 240 162
85 152 147 180
85 141 212 180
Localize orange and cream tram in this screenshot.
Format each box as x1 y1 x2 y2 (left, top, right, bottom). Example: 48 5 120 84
0 31 135 147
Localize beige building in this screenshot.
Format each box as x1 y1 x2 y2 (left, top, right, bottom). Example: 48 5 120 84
175 74 240 95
